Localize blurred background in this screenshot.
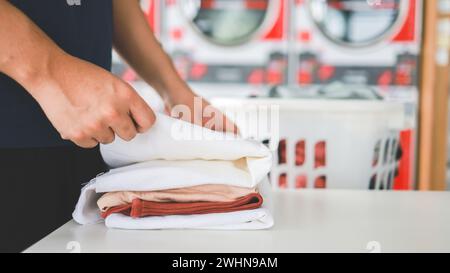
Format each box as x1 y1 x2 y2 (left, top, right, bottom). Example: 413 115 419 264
112 0 450 191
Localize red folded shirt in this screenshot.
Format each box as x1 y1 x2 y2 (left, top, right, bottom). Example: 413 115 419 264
101 192 263 219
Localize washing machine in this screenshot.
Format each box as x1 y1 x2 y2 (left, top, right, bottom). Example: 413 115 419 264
162 0 289 97
292 0 421 93
291 0 423 189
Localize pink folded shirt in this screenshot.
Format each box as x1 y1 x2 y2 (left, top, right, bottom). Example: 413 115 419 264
97 184 257 212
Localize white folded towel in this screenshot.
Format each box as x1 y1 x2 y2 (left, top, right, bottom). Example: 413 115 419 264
105 209 272 230
101 114 271 167
73 114 274 229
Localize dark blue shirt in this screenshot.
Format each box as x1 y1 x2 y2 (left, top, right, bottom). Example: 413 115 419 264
0 0 112 147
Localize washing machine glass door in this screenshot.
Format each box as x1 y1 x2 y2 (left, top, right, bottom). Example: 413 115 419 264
309 0 405 47
181 0 271 46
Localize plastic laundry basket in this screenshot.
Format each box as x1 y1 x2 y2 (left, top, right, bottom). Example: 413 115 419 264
211 98 406 190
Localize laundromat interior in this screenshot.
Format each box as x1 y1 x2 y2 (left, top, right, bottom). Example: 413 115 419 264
9 0 450 254
112 0 450 191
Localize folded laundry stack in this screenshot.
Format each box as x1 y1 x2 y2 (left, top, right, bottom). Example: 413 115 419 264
73 114 274 230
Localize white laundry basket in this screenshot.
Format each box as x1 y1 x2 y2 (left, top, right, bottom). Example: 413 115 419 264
211 98 406 190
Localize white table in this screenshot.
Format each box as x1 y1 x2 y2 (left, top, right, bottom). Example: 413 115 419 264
25 190 450 253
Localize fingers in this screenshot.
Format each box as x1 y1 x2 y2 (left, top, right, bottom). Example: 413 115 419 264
202 104 240 135
60 129 98 148
93 95 155 143
110 113 138 141
129 96 156 133
72 136 98 149
60 82 157 147
62 124 113 147
225 117 240 135
93 126 115 144
222 117 240 135
206 115 239 135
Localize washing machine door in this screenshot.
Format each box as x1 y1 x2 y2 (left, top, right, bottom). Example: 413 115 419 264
309 0 408 47
181 0 273 46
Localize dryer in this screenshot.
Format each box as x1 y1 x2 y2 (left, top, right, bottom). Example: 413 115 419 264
162 0 289 95
292 0 421 96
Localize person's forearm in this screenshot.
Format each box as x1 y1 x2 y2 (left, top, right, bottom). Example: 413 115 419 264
0 0 156 147
112 0 190 102
111 0 238 133
0 1 66 98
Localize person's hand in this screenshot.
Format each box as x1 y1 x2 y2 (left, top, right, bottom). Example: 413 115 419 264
30 54 156 148
166 89 239 135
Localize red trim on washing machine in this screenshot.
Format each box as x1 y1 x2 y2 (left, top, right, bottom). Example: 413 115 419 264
146 0 160 35
200 0 214 9
392 0 416 42
318 65 335 81
378 70 394 87
327 0 400 10
298 30 312 42
393 130 414 190
248 69 265 85
262 0 285 40
245 0 269 10
200 0 269 10
190 63 208 80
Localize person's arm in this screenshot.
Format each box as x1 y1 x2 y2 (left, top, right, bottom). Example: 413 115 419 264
0 0 155 148
112 0 237 133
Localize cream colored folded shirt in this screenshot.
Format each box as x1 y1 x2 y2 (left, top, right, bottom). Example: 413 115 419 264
97 184 257 212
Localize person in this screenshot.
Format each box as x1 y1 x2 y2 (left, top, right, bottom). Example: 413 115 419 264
0 0 235 252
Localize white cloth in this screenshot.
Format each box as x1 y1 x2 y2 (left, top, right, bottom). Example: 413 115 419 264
73 178 273 229
100 114 271 171
73 114 274 229
97 114 272 191
105 208 272 230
